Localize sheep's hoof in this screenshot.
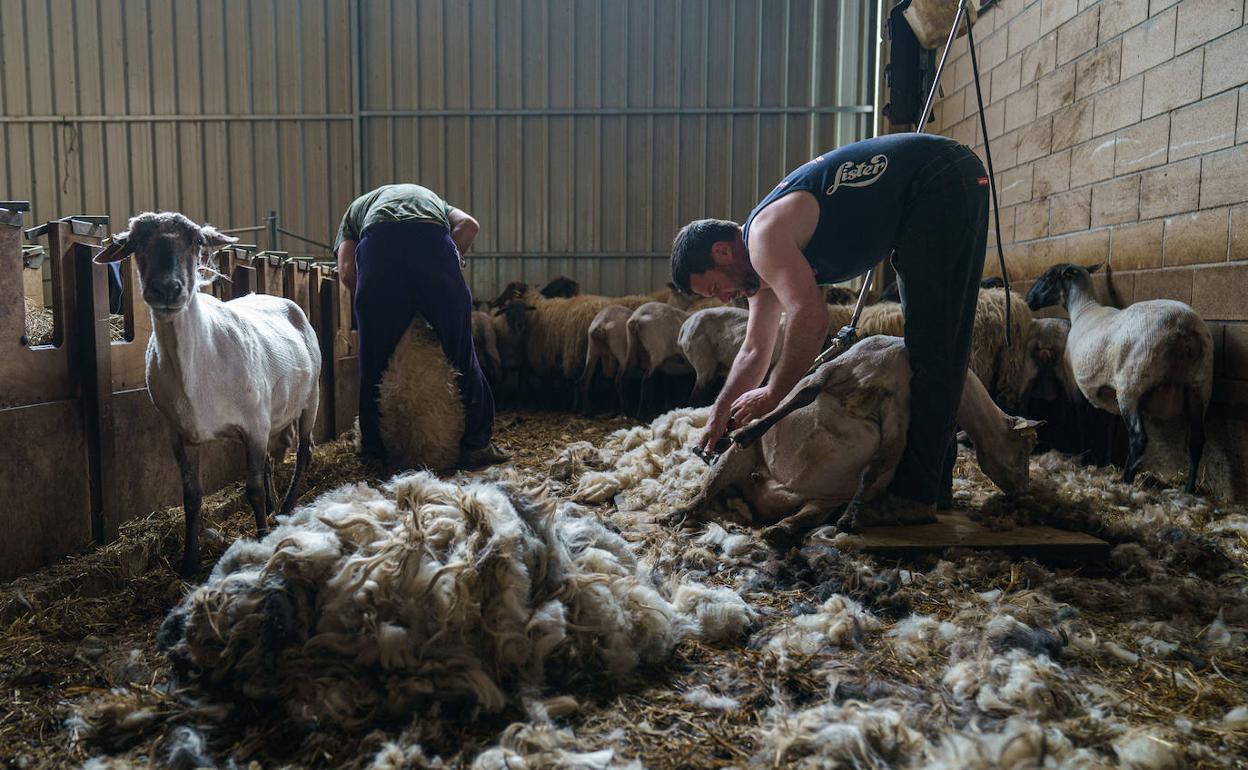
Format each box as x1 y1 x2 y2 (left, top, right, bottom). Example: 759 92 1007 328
834 510 860 534
762 524 799 550
177 553 199 579
662 508 698 529
731 425 762 448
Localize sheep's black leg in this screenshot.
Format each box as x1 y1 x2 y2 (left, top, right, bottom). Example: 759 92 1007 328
1120 408 1147 485
1183 386 1205 494
834 465 875 534
614 374 628 416
244 440 269 536
636 375 651 420
762 501 833 550
172 438 202 578
279 415 315 518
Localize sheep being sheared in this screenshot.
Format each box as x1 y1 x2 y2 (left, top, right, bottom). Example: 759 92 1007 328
1025 263 1213 492
672 336 1040 546
94 212 321 577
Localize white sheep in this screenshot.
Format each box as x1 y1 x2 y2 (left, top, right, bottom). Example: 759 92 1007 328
677 306 786 406
1025 263 1213 493
578 304 633 413
94 212 321 576
626 301 693 416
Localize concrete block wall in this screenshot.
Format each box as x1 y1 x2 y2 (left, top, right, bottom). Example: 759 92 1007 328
927 0 1248 500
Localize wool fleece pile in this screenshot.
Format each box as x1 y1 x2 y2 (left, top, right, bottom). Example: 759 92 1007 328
155 470 750 727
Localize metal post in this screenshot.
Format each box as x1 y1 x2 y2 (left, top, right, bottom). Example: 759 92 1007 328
266 210 279 251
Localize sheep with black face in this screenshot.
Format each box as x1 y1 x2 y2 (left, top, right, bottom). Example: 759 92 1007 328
95 212 322 576
1025 263 1212 492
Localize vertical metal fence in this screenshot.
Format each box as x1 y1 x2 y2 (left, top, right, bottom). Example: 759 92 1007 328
1 0 879 297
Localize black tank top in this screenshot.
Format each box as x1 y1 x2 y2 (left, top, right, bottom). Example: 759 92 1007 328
743 133 961 284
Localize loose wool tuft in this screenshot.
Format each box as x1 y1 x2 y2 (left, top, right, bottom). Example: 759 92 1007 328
378 319 466 472
157 472 743 727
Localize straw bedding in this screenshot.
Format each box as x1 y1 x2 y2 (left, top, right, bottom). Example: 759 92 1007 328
1 409 1245 769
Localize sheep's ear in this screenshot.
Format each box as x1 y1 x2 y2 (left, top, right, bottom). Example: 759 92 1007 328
1084 262 1102 274
1014 418 1046 435
93 232 134 264
201 225 237 249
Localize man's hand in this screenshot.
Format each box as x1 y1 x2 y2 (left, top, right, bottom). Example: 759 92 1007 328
729 387 780 427
699 408 732 454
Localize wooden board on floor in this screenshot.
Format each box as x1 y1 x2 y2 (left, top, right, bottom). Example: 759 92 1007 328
857 512 1110 562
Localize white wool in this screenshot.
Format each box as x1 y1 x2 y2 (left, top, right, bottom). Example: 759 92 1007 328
158 471 727 727
547 441 601 481
766 594 880 669
670 582 754 643
367 741 445 769
755 700 926 769
886 614 959 664
1223 706 1248 727
920 718 1108 770
943 649 1073 719
1112 732 1183 770
683 686 739 711
468 722 638 770
693 523 756 561
570 408 709 509
1137 636 1179 657
1200 618 1245 649
1101 641 1140 666
378 319 466 472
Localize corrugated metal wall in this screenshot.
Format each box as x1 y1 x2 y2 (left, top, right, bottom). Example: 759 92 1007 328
1 0 878 298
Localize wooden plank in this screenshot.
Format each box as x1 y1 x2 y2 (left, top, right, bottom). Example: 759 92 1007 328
0 400 93 581
857 512 1111 562
73 240 118 543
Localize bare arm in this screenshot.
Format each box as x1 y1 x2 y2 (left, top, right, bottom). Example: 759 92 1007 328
336 239 358 295
447 207 480 255
698 291 783 452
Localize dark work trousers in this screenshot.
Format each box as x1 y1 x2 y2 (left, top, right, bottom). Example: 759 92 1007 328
888 144 989 505
354 220 495 459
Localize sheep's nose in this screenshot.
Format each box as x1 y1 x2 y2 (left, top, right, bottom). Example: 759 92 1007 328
148 278 185 304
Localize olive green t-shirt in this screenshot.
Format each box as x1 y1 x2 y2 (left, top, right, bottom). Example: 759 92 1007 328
334 184 452 250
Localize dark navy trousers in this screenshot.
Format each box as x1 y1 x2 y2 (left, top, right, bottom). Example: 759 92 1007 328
888 144 989 505
354 220 495 458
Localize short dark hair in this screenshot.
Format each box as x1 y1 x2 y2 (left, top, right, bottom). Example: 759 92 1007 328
670 219 740 295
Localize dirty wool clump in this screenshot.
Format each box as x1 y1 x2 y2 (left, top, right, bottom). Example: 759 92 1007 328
152 470 746 731
378 319 466 472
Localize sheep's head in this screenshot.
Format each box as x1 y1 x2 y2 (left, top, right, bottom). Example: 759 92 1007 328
977 417 1044 495
539 276 580 299
1024 263 1100 311
94 211 236 319
492 295 534 370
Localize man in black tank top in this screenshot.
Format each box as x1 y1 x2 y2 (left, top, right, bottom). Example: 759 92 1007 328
670 133 989 522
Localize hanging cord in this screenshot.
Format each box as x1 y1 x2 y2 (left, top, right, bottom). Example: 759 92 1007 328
962 3 1012 345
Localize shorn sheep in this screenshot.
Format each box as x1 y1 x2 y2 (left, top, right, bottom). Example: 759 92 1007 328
94 212 321 576
626 301 694 415
678 306 786 406
579 304 633 413
1025 263 1213 492
672 336 1040 545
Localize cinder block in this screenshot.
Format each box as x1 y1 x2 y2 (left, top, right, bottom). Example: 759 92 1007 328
1065 227 1113 266
991 203 1018 246
1092 75 1144 136
1202 24 1248 98
1005 84 1039 133
1121 7 1177 79
1051 99 1095 150
1091 175 1142 225
1100 0 1150 42
1240 85 1248 144
1175 0 1244 55
1193 262 1248 319
1022 33 1059 87
955 51 975 91
1170 91 1238 161
1150 0 1181 14
1076 39 1123 100
1224 323 1248 379
1000 163 1036 206
1018 116 1055 163
1050 188 1093 233
1142 49 1204 118
985 99 1006 140
1232 203 1248 262
1010 3 1044 55
1211 321 1228 375
1037 62 1078 116
1114 114 1170 174
1016 198 1051 240
1057 5 1102 64
1200 143 1248 208
1070 135 1118 187
1090 269 1134 306
992 54 1024 104
1033 149 1073 196
1133 265 1195 303
1139 157 1202 218
1164 208 1231 266
981 28 1010 73
991 129 1022 171
1043 0 1081 35
1110 219 1165 269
